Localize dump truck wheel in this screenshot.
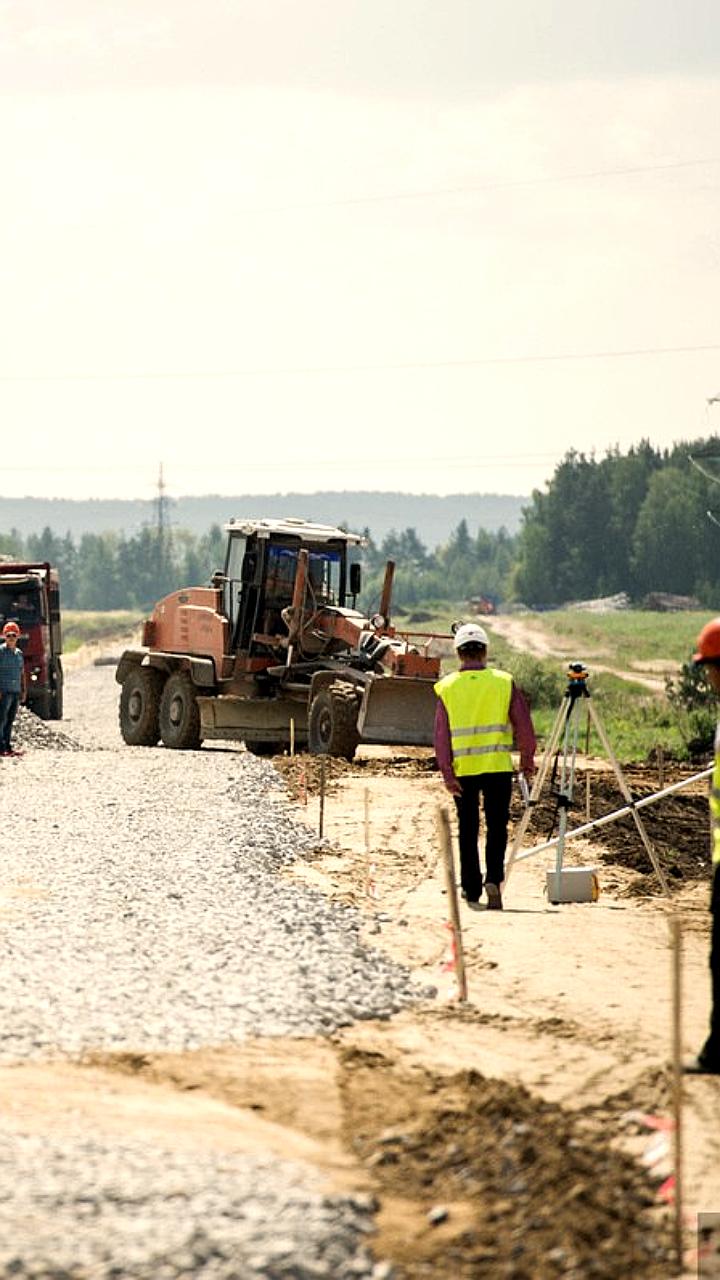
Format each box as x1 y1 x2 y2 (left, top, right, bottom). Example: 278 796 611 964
308 681 359 760
49 660 64 720
29 691 52 720
244 740 283 756
159 671 202 750
119 667 163 746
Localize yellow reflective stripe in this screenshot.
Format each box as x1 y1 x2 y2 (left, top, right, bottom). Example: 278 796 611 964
451 722 510 738
453 744 510 759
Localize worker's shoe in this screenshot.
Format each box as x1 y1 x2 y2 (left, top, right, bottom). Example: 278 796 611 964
485 883 503 911
683 1054 720 1076
461 881 482 903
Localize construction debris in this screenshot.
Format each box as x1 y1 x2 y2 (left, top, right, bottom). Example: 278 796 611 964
567 593 631 612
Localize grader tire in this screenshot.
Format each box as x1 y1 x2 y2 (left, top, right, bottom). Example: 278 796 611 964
119 667 163 746
308 681 360 761
158 671 202 750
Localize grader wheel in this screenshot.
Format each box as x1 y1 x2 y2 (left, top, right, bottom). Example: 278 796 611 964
158 671 203 750
119 667 163 746
308 681 360 761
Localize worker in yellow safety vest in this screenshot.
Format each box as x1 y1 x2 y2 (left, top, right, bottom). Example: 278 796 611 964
434 622 536 912
685 618 720 1074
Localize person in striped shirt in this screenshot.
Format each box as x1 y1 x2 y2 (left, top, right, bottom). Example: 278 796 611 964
0 621 26 757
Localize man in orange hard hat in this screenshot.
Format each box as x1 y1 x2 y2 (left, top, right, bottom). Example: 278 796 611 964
434 622 536 912
0 621 26 757
686 617 720 1074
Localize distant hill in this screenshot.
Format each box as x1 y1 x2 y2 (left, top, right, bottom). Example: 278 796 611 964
0 491 527 548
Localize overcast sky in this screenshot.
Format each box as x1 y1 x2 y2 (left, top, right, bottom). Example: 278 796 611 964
1 0 719 501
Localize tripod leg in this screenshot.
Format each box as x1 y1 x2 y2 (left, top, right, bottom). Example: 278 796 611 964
505 696 568 887
587 700 672 899
552 696 582 902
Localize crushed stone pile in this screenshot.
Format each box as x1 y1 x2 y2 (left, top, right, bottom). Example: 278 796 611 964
0 1132 380 1280
0 663 425 1277
12 706 84 751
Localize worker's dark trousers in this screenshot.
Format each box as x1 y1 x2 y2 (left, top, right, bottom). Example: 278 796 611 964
453 771 512 900
0 691 19 754
701 863 720 1065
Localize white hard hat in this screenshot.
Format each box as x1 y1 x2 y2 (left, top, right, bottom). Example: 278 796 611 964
453 622 489 651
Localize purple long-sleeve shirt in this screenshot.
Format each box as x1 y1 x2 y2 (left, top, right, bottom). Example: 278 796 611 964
434 660 536 788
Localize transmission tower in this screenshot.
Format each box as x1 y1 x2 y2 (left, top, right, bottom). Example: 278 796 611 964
154 462 172 584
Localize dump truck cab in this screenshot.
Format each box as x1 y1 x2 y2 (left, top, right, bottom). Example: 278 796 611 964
0 561 63 719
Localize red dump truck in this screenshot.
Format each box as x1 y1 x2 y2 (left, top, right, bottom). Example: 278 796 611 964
0 561 63 719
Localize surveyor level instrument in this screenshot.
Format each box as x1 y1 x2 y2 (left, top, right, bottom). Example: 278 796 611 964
504 662 705 901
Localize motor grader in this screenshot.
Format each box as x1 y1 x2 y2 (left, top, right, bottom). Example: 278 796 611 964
116 518 446 759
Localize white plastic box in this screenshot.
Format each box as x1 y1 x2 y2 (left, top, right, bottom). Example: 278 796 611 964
546 866 600 904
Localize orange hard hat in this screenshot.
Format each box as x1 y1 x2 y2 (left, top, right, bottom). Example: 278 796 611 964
2 621 20 637
693 617 720 664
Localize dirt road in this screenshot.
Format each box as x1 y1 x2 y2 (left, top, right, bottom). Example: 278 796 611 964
3 645 717 1277
486 615 671 692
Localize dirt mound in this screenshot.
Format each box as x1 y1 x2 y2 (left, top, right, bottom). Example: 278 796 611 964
12 707 84 752
517 764 710 893
87 1037 672 1279
276 753 710 893
342 1047 671 1278
274 752 437 799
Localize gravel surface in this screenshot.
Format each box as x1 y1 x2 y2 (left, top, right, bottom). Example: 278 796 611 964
0 661 421 1277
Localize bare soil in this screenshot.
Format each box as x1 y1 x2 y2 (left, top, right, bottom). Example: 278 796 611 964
271 746 718 1278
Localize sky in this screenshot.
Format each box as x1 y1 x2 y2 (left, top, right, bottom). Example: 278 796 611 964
1 0 720 502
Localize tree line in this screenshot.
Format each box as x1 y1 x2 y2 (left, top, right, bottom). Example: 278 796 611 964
3 434 720 611
0 519 515 613
512 435 720 606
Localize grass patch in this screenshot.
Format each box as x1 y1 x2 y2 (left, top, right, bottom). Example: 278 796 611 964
531 608 713 668
62 611 143 653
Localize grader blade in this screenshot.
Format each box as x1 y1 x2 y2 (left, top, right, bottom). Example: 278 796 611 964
357 676 437 746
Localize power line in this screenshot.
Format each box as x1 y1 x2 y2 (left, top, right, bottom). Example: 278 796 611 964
255 156 720 214
0 342 719 384
0 452 563 476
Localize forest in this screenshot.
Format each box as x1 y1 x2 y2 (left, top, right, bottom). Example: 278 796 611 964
2 436 720 612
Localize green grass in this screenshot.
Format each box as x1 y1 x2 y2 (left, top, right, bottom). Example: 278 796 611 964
529 676 689 762
527 608 714 668
62 611 143 653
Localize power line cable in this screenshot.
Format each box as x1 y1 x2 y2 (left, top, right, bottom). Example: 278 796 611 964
255 157 720 214
0 342 719 383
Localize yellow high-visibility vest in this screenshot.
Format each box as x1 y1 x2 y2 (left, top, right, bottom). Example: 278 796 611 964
711 726 720 865
434 667 513 777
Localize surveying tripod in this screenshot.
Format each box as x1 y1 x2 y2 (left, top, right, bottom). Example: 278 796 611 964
505 662 671 899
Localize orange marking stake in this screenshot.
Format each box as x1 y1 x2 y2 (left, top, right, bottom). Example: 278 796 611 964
441 921 460 1002
670 914 684 1270
364 789 377 901
436 807 467 1003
